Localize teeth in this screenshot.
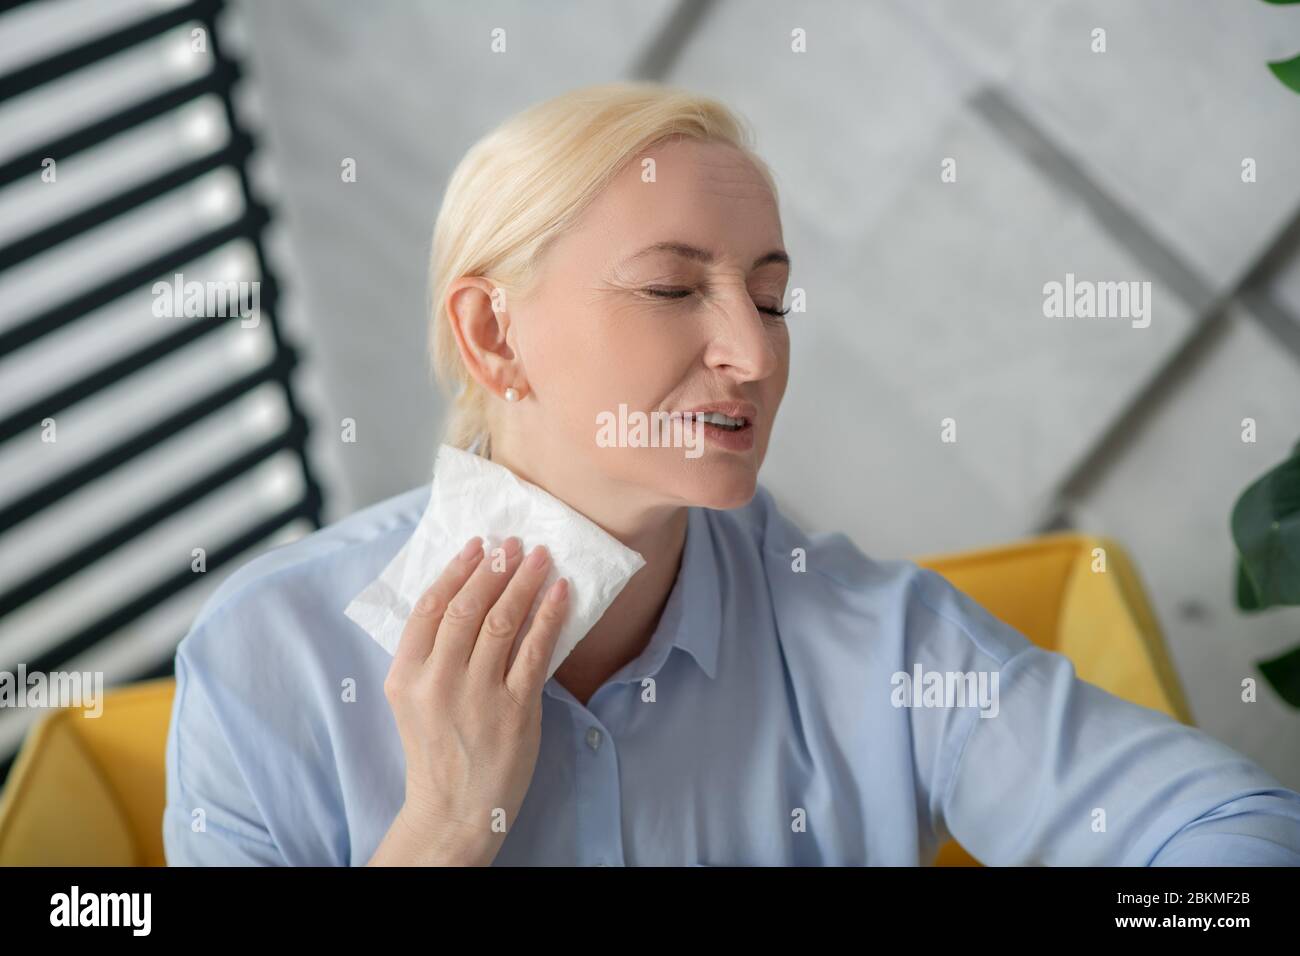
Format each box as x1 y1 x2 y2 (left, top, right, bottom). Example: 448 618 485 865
698 411 745 428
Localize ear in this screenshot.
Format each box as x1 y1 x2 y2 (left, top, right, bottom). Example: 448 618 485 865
445 276 527 400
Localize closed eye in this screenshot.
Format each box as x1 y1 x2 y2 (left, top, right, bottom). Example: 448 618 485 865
641 287 789 318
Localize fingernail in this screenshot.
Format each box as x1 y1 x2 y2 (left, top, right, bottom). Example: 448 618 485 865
504 536 522 557
527 545 549 569
549 578 567 601
460 537 483 560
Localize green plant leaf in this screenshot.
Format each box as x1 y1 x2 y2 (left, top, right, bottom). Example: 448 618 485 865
1260 0 1300 5
1237 558 1264 611
1270 52 1300 93
1259 644 1300 708
1231 447 1300 609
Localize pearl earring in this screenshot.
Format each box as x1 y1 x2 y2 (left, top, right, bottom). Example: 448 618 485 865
504 387 519 402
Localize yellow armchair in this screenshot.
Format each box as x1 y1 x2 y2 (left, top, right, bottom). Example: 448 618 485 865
0 532 1189 867
0 678 174 866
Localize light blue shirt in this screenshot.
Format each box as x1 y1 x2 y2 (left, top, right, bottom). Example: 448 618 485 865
163 483 1300 865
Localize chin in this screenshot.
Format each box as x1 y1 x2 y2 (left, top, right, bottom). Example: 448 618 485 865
613 448 764 511
678 468 758 510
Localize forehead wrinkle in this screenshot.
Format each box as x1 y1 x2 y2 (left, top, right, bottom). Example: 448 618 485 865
617 241 789 276
689 164 772 194
654 141 769 184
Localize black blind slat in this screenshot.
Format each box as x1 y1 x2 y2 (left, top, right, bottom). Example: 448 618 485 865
0 0 221 100
0 312 231 444
13 490 320 675
0 62 240 189
0 131 254 270
0 208 274 355
0 416 309 617
0 349 299 535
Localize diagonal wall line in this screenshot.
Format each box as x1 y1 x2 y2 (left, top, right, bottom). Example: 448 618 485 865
1239 287 1300 366
629 0 719 81
1055 201 1300 506
969 86 1218 317
969 85 1300 513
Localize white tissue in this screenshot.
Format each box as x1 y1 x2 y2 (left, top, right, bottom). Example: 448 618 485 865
343 443 646 682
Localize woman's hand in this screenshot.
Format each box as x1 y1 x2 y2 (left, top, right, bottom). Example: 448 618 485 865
366 534 568 866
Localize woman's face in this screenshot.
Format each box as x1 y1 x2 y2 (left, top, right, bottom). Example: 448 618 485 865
493 136 790 516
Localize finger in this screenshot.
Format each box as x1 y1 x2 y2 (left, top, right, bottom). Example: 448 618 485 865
504 577 569 705
468 544 552 684
430 536 525 675
393 537 483 667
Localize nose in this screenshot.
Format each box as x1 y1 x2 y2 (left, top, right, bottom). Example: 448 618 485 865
701 287 783 382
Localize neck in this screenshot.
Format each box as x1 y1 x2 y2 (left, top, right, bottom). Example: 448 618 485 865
487 437 688 706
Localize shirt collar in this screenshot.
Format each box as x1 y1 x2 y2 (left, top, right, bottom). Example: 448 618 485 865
615 504 721 683
548 504 722 695
670 504 722 680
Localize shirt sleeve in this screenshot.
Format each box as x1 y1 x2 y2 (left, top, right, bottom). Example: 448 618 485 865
914 570 1300 865
163 645 289 866
162 585 353 867
930 613 1300 868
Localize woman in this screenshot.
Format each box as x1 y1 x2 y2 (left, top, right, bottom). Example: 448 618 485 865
163 82 1300 866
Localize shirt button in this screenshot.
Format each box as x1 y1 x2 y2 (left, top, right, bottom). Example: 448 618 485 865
586 727 602 751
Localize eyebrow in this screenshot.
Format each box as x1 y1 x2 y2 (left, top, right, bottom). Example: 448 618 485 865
622 241 790 272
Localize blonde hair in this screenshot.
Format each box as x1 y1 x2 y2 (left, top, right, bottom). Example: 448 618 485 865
427 81 778 455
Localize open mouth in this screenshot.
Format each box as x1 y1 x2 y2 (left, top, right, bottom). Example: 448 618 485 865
695 412 749 432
